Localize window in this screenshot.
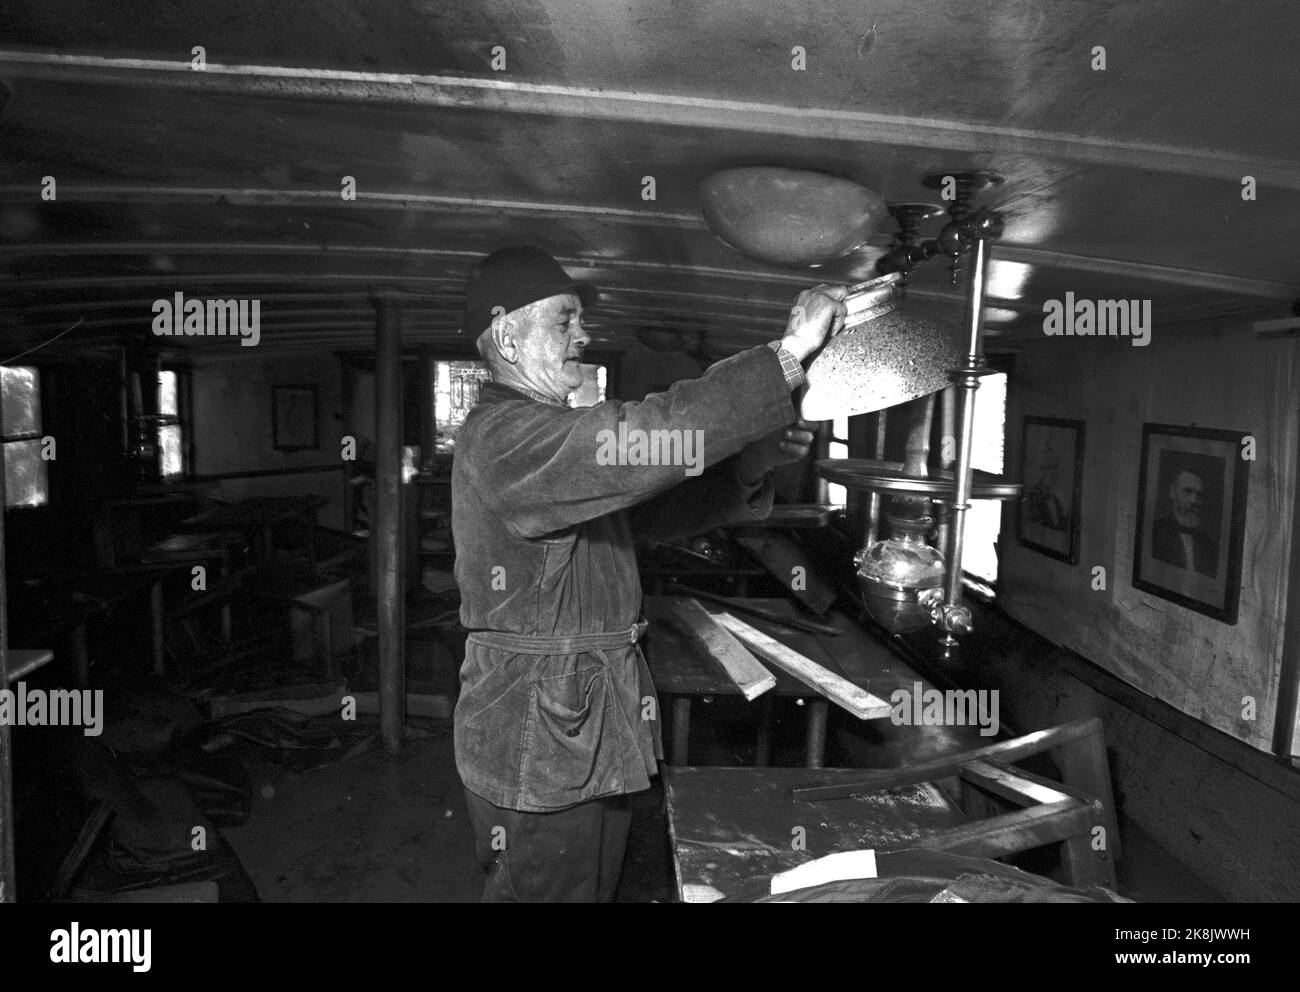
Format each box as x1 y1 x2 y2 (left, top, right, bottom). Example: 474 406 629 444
827 413 850 506
0 365 49 508
567 364 607 409
434 360 491 453
962 372 1008 585
157 370 184 479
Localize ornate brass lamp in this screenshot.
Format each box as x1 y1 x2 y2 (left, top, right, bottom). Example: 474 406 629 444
701 168 1022 646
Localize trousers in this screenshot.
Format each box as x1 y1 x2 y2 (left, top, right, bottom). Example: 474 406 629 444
463 787 632 903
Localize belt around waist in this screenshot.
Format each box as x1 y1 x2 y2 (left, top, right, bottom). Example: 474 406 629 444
466 620 649 655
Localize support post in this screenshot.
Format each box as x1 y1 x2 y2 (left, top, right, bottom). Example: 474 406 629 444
942 234 992 617
374 294 406 753
0 445 13 901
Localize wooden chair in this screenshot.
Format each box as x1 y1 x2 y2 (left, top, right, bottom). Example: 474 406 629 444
792 718 1121 889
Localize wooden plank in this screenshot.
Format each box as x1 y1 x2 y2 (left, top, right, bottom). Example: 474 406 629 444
668 598 775 701
208 680 347 719
714 612 892 720
908 799 1093 861
792 717 1103 801
960 758 1073 807
5 648 54 683
665 584 841 635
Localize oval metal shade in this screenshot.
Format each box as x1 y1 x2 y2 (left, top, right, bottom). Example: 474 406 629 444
699 167 887 267
801 309 963 420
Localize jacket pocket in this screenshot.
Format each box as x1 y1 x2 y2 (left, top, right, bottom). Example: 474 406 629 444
519 662 617 808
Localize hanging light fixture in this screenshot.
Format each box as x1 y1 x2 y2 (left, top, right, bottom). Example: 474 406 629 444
699 167 889 268
699 166 1022 647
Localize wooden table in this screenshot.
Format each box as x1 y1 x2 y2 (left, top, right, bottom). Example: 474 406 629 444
12 563 194 684
643 595 987 769
182 495 326 562
664 765 968 902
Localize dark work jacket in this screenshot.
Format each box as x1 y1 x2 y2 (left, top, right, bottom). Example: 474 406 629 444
452 345 796 811
1151 515 1218 577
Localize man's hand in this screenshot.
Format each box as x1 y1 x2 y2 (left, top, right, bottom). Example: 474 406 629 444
780 284 849 363
737 420 818 485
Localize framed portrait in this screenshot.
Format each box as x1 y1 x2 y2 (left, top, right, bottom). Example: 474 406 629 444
1132 423 1249 624
272 385 319 451
1018 416 1084 565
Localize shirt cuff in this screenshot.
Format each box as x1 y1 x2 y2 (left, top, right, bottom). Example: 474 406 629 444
767 340 806 390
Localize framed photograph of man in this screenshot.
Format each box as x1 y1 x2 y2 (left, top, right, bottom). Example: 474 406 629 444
1018 416 1084 565
1132 423 1249 624
272 385 319 451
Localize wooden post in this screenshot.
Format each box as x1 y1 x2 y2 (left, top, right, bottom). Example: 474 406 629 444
150 581 166 675
0 446 14 901
374 294 406 753
419 351 437 472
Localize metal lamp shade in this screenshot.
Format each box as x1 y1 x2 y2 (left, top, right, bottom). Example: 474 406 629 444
801 308 963 421
699 167 888 268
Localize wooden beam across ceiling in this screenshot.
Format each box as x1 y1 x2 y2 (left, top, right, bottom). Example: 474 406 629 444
3 51 1298 190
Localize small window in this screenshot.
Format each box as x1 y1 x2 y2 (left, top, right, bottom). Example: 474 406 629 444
0 365 49 508
434 360 491 453
568 364 607 409
157 370 184 479
827 413 850 506
962 372 1008 585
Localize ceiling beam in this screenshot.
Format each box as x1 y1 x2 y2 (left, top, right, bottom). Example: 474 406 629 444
6 236 1292 300
0 185 704 229
3 51 1297 190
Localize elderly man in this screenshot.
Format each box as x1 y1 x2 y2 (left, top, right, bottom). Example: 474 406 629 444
452 246 847 902
1151 467 1218 577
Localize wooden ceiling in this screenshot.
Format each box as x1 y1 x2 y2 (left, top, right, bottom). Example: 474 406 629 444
1 0 1297 360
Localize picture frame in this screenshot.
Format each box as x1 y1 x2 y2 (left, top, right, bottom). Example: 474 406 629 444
272 385 319 451
1017 416 1085 565
1132 423 1249 625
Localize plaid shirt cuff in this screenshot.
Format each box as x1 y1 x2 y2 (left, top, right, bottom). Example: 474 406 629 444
767 340 806 390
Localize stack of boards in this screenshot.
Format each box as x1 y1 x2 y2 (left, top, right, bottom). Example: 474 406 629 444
666 597 891 720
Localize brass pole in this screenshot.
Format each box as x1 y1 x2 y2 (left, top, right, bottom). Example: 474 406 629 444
942 235 992 618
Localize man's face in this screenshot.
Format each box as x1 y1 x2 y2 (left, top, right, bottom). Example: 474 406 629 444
509 293 589 399
1168 470 1204 529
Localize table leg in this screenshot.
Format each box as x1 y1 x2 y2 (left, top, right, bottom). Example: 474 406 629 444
804 699 828 769
671 697 692 765
71 623 90 687
150 581 166 676
755 694 774 767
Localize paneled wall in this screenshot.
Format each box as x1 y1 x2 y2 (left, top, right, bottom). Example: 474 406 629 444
998 324 1298 754
189 353 345 529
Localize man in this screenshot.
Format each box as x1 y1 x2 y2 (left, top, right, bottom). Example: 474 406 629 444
1151 467 1218 577
1023 450 1067 531
452 245 846 902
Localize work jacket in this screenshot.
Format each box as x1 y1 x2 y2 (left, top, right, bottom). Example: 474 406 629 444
452 344 798 811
